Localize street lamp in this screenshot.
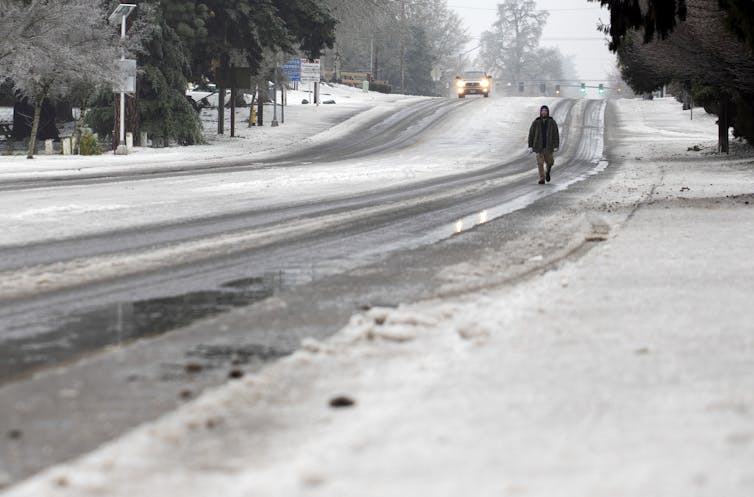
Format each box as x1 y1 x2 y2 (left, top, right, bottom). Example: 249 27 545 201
110 4 137 155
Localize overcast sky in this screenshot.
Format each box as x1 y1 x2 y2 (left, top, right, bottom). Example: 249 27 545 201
448 0 617 82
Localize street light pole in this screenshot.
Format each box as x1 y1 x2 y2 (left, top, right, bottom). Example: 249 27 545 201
110 4 137 155
118 14 126 153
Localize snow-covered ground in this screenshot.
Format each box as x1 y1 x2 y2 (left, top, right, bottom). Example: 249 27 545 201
4 99 753 496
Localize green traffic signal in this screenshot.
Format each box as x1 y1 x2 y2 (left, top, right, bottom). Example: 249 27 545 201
598 83 605 94
580 82 586 93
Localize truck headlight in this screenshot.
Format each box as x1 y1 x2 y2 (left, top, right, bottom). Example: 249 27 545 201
456 79 465 88
481 79 490 88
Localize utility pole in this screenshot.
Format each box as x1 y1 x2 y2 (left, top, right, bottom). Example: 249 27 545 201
218 88 225 135
218 22 228 135
230 85 236 137
399 0 406 92
272 55 279 127
370 36 374 77
334 42 342 81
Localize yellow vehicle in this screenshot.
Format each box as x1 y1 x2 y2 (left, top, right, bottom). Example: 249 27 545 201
456 71 492 98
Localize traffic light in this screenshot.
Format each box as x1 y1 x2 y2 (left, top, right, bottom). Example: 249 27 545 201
555 84 561 95
539 82 546 93
598 83 605 95
518 82 524 93
580 82 586 94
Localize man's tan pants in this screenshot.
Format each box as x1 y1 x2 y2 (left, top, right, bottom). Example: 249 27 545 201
536 151 554 180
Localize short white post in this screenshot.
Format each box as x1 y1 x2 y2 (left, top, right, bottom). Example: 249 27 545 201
44 139 54 155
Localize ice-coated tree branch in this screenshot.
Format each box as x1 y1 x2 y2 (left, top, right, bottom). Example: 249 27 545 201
0 0 146 158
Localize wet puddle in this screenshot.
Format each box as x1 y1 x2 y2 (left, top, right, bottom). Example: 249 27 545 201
0 273 284 382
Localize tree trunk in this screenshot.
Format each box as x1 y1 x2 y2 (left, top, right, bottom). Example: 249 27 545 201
218 88 226 135
719 96 730 154
257 83 265 127
27 97 43 159
126 93 138 146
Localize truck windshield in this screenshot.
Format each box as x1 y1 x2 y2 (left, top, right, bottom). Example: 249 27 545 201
463 72 486 80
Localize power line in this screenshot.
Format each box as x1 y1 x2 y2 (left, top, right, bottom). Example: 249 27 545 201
448 5 601 12
466 36 607 42
541 37 608 42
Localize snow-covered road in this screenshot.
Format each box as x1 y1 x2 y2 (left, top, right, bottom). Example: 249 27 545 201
0 97 544 245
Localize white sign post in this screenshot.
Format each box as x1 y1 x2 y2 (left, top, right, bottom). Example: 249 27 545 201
300 59 321 82
300 59 321 105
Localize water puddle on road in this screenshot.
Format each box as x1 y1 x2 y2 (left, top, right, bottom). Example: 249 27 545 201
0 273 286 383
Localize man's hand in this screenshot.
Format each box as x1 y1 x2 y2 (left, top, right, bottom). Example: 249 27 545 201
554 148 559 152
528 147 533 153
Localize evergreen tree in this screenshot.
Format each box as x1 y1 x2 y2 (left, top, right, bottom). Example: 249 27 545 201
718 0 754 52
161 0 336 82
404 26 435 96
599 0 754 148
587 0 688 51
274 0 337 60
138 5 202 145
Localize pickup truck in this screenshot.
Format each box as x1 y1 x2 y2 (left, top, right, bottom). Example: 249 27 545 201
455 71 492 98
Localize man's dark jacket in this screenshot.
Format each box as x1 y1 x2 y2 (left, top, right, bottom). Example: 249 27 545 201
528 116 560 153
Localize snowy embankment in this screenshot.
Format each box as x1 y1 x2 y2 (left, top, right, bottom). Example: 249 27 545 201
4 98 753 496
0 84 419 177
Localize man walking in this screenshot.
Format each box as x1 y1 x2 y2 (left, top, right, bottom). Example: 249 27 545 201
528 105 560 184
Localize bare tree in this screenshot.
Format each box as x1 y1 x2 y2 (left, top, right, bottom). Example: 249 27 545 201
321 0 467 94
0 0 127 158
527 47 563 82
407 0 469 81
479 0 549 84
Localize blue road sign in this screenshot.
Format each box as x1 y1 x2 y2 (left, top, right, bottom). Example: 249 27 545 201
282 58 302 82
